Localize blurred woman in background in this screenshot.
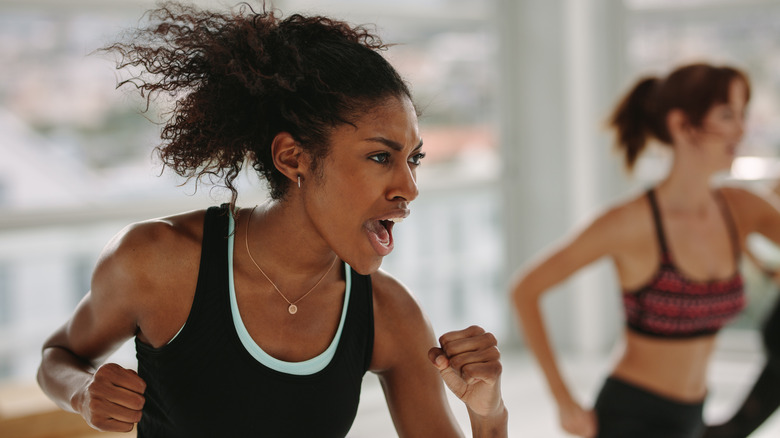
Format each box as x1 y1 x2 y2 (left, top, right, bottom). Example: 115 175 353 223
512 62 780 437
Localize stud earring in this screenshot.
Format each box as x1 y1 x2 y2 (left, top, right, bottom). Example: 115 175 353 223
297 175 301 188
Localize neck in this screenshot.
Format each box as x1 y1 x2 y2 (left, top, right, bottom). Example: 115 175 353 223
244 199 338 281
656 155 717 212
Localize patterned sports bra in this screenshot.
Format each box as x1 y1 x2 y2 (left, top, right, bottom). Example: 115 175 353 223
623 189 746 338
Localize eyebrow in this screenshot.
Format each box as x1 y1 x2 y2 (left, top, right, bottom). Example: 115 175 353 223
365 137 424 152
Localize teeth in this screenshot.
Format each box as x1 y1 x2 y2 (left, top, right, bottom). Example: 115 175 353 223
387 217 404 223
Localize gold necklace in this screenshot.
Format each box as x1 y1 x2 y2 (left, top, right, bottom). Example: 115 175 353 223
244 206 338 314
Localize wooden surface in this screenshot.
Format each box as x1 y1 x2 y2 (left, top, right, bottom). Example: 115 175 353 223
0 382 135 438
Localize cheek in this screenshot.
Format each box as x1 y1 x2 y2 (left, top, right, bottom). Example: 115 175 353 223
702 121 735 140
310 176 363 227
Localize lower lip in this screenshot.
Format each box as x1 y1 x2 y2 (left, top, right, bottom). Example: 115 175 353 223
365 225 394 257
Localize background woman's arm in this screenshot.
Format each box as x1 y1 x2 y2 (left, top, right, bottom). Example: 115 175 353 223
511 206 627 437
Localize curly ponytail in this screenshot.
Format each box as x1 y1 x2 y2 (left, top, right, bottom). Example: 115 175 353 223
100 1 411 203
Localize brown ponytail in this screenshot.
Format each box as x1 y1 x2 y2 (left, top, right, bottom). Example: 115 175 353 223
608 77 660 171
608 63 751 173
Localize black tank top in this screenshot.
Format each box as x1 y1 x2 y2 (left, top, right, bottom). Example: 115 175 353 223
135 204 374 437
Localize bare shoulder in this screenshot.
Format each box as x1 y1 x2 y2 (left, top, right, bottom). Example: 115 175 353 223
371 269 421 306
599 191 649 227
370 269 428 329
91 209 207 311
719 184 780 232
47 208 212 356
570 190 651 248
512 191 651 283
370 269 434 372
719 185 774 208
97 210 205 278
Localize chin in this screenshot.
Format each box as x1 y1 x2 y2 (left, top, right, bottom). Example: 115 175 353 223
347 257 384 276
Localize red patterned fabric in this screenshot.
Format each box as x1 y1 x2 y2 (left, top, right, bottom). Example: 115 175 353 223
623 189 746 338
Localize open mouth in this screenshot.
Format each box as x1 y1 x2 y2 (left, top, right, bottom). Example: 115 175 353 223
365 217 404 256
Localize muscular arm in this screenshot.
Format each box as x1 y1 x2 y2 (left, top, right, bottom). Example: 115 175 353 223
37 224 149 431
37 214 201 432
370 272 507 438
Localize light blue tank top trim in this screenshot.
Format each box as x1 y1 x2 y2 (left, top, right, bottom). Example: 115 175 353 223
168 322 185 344
227 211 352 376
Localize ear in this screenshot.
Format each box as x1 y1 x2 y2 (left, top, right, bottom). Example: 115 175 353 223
666 109 694 144
271 132 308 184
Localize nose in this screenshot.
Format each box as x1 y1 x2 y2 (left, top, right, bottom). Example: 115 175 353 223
388 161 419 202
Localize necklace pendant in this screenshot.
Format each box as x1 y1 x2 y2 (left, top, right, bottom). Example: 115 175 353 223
288 304 298 314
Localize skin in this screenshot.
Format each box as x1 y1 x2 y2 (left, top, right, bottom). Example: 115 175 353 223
512 78 780 437
37 95 507 437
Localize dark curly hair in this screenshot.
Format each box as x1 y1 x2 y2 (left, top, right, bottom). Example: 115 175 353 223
100 1 412 203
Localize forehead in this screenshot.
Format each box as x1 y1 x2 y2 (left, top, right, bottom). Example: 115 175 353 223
361 96 418 128
728 78 749 104
333 96 420 142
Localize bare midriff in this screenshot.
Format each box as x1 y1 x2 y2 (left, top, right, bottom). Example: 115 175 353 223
611 329 716 403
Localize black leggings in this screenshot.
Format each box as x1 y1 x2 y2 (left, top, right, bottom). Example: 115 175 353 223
595 376 705 438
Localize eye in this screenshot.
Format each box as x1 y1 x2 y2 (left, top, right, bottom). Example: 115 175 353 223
408 152 426 166
369 152 390 164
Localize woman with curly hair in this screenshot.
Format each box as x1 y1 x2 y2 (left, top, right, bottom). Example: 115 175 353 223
36 2 507 437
